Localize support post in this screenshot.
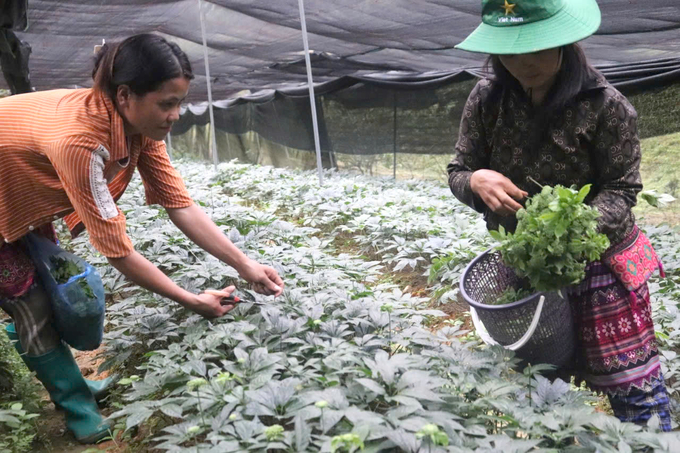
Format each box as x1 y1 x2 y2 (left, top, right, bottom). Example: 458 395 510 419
198 0 219 169
297 0 324 185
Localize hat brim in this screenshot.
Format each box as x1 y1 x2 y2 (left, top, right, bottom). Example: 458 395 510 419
455 0 601 55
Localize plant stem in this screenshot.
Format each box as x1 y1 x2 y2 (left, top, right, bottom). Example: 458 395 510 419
108 427 119 447
196 388 207 428
527 176 544 190
388 312 393 357
210 185 215 216
528 365 532 408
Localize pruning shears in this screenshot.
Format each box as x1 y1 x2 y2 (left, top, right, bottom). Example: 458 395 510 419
205 289 241 305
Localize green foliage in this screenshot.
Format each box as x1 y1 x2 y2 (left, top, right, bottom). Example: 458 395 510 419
640 190 676 208
331 432 364 452
416 423 449 447
0 403 40 453
642 225 680 410
55 160 680 451
49 255 83 284
490 184 610 292
0 334 43 453
626 83 680 140
264 424 285 441
492 287 536 306
49 256 95 298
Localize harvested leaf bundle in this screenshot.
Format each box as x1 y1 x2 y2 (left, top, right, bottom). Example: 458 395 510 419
49 256 95 299
490 184 610 294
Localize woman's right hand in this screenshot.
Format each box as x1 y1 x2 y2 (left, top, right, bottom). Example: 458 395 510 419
470 169 528 216
107 252 239 319
186 285 237 319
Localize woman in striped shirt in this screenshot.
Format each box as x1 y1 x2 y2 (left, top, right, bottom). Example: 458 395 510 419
0 34 283 443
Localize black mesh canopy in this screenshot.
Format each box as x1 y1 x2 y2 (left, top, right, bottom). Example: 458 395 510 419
3 1 680 158
6 0 680 101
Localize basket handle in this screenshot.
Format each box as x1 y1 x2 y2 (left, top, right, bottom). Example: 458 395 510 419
470 295 545 351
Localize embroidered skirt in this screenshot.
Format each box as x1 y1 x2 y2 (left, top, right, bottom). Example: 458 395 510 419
0 224 56 300
569 225 664 396
570 262 660 395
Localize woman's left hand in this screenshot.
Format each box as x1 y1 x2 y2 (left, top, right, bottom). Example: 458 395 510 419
238 259 284 297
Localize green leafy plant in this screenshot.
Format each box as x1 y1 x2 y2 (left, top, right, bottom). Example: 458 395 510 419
49 256 95 298
331 432 364 452
492 287 535 306
55 160 680 451
187 377 209 429
264 424 284 441
490 183 610 292
416 423 449 450
0 403 40 453
0 331 43 453
640 189 676 208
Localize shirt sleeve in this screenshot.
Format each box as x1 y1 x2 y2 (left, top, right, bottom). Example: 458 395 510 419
137 139 194 209
590 90 643 240
447 80 492 213
49 136 134 258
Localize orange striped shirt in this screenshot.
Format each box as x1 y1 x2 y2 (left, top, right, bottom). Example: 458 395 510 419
0 88 193 258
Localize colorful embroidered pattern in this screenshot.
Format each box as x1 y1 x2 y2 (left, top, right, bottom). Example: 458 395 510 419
0 242 35 299
0 224 57 300
570 261 661 396
602 226 662 292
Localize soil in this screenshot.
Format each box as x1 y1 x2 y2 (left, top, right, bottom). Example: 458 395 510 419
427 289 474 332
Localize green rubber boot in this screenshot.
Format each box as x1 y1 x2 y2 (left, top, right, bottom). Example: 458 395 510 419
5 323 114 402
4 323 112 444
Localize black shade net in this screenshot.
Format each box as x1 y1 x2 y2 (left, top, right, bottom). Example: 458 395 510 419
2 0 679 158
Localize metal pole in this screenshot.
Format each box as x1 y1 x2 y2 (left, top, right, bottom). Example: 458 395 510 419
198 0 219 169
393 92 397 179
297 0 324 185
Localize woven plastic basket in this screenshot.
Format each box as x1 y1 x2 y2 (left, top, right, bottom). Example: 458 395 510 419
460 249 575 368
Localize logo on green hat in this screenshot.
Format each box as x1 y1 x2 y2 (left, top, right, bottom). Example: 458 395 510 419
497 0 524 24
484 0 562 26
501 0 516 16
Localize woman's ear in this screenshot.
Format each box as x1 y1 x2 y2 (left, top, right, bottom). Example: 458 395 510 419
116 85 132 109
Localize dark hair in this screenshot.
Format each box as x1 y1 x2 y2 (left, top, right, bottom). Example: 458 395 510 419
485 43 601 115
92 33 194 100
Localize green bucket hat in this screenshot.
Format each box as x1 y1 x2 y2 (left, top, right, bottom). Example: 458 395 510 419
456 0 601 55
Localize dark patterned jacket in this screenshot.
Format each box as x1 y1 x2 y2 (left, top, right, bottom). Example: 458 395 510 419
447 75 641 246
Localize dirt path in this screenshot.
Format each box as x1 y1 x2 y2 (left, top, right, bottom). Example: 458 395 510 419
31 410 119 453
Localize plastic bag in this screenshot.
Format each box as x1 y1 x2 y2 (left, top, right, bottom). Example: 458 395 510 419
24 233 106 351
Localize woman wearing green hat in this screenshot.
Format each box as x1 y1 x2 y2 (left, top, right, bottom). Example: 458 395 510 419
449 0 672 430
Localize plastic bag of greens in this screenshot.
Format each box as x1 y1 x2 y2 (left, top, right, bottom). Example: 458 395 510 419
24 233 105 350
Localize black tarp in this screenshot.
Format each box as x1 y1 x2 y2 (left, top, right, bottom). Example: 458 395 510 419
5 0 680 101
3 1 680 158
0 0 31 94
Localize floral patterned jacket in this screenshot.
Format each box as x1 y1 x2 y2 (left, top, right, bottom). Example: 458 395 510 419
447 75 641 247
